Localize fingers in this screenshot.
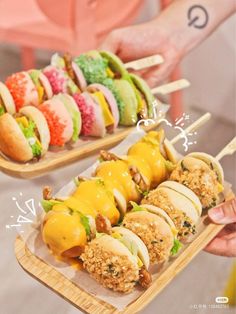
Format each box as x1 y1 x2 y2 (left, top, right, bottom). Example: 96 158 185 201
208 197 236 224
204 236 236 257
99 30 121 54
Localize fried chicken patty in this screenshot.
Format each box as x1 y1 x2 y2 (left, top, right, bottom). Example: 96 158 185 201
81 240 139 293
141 189 196 241
123 211 173 264
170 158 219 209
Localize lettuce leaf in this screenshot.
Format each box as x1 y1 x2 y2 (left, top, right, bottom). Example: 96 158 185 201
41 199 62 213
18 120 42 157
170 238 182 255
0 106 5 116
130 201 146 212
79 214 91 236
29 70 41 87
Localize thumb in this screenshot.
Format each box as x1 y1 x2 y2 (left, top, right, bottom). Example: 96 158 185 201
208 197 236 224
99 30 121 54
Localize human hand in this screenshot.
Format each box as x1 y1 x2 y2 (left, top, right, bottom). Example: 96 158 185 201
204 197 236 257
100 19 183 87
100 0 236 87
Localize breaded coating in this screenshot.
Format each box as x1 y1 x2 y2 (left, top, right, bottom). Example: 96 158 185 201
123 212 173 263
81 242 139 293
170 164 219 209
141 189 196 240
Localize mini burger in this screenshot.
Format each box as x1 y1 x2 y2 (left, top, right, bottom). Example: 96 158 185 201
129 73 155 120
87 83 119 131
72 178 120 225
81 226 151 293
0 106 50 162
39 94 81 146
95 159 141 210
170 153 224 209
0 82 16 115
141 181 202 241
63 53 87 91
73 85 119 137
42 205 89 258
5 71 39 110
99 150 152 194
28 69 53 103
122 202 179 264
43 53 79 95
74 50 156 126
127 131 178 188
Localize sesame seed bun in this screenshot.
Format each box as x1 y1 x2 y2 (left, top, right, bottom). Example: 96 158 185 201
159 181 202 216
0 113 33 162
188 152 224 184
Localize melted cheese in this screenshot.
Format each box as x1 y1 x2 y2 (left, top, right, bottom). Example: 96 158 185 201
63 196 98 217
106 67 115 78
93 91 114 127
73 180 120 225
96 160 139 202
128 142 167 186
16 116 29 127
42 212 87 256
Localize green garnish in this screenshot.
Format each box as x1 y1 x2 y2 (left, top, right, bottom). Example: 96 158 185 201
142 191 149 197
29 70 41 87
170 239 182 255
181 160 189 172
41 199 62 213
165 160 176 172
96 232 106 239
0 106 5 116
18 120 42 157
130 201 145 212
79 214 91 236
73 177 81 187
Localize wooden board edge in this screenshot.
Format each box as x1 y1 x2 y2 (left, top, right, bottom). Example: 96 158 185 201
14 222 225 314
121 222 225 313
14 237 119 314
0 122 161 179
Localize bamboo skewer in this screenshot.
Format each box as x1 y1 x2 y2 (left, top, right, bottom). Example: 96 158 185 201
170 112 212 145
151 79 190 95
216 136 236 161
125 54 164 70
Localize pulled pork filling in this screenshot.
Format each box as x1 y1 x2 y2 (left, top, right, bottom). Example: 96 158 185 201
141 189 196 241
81 241 139 293
170 162 219 209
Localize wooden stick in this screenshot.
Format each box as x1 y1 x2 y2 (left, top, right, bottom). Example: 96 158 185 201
170 112 212 145
216 136 236 161
151 79 190 95
125 54 164 70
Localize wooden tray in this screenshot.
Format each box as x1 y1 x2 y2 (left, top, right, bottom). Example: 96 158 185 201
15 191 234 314
0 123 160 179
